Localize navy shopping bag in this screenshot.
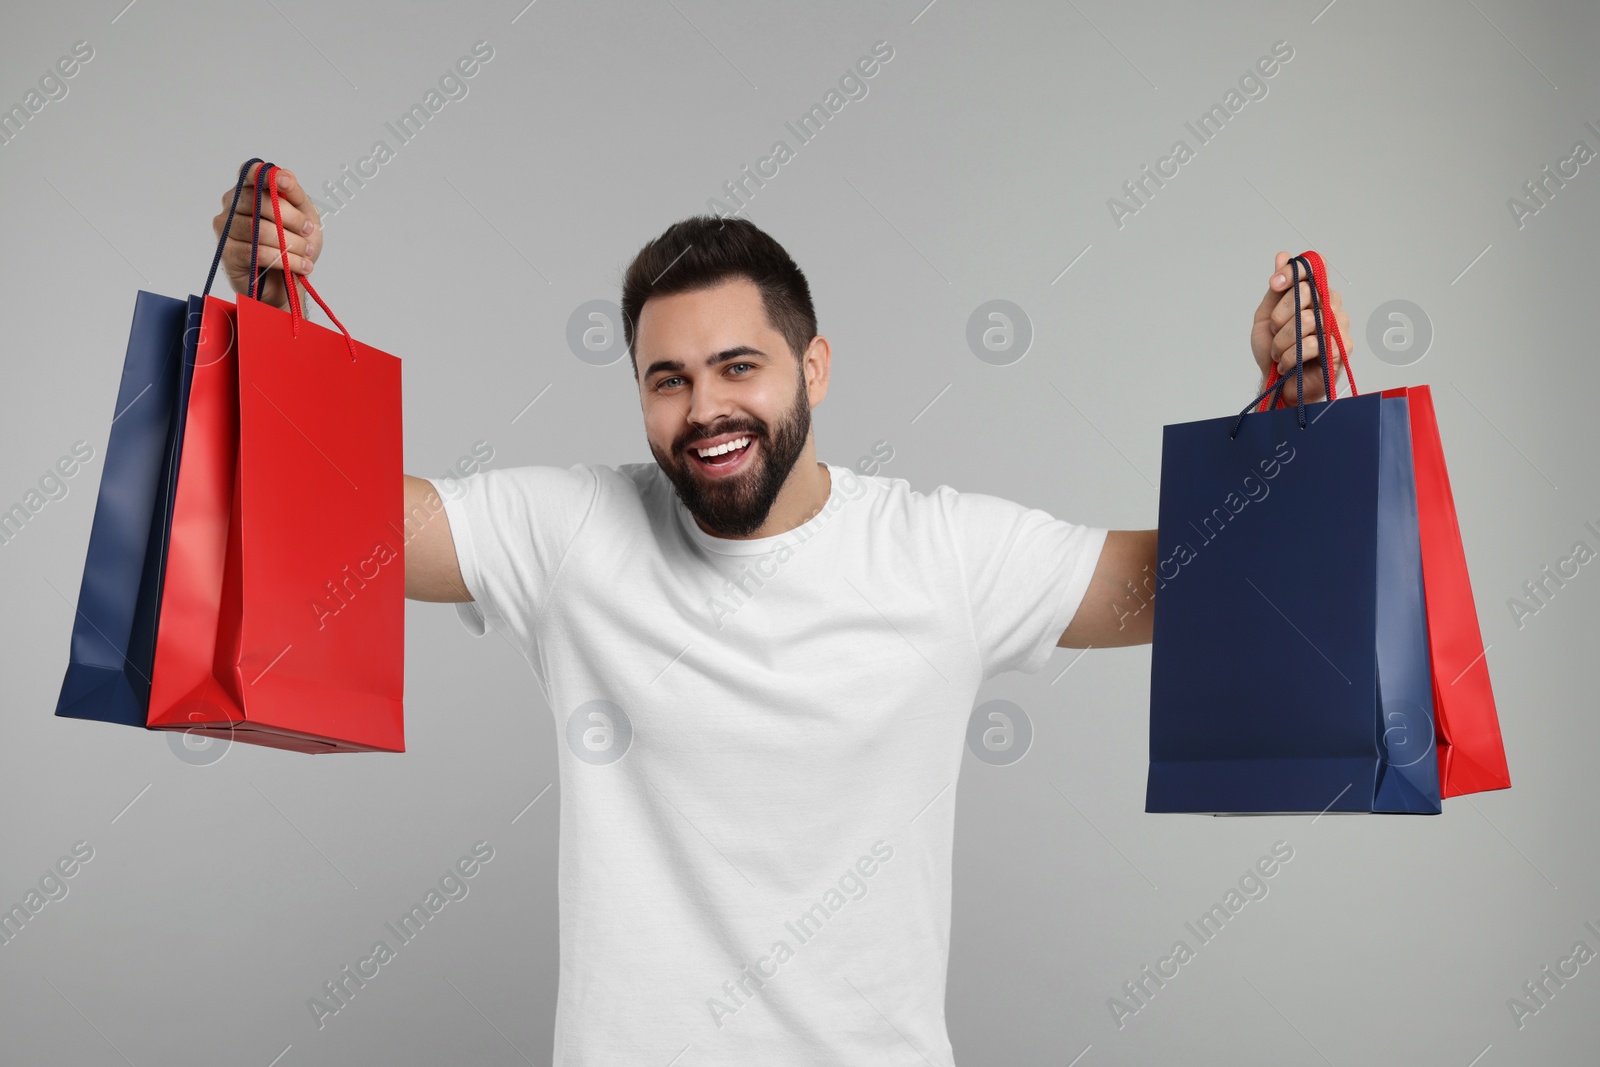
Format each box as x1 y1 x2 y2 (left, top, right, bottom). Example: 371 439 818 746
1145 253 1441 815
54 159 269 729
53 291 188 726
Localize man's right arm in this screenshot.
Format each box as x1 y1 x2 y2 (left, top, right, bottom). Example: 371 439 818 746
212 162 472 604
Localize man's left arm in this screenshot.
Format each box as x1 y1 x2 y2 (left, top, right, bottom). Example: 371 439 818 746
1055 251 1350 650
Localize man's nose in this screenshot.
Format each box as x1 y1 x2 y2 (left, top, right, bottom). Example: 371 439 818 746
684 376 738 432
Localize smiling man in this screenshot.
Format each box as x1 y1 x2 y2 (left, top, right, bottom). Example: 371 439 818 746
215 163 1348 1066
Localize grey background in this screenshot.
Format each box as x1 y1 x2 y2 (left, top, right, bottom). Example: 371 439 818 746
3 0 1597 1064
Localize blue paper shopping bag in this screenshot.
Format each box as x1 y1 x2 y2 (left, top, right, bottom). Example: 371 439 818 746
53 290 189 726
54 158 268 729
1145 254 1441 815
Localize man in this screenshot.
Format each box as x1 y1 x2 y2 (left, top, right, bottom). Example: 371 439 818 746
215 162 1348 1065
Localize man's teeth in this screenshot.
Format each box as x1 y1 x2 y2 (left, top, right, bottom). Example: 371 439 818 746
696 436 751 458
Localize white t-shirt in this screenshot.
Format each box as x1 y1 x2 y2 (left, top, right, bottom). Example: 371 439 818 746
432 460 1107 1066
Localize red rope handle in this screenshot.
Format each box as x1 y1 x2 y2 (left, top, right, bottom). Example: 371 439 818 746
262 165 303 327
264 165 359 362
1257 250 1354 411
292 278 359 362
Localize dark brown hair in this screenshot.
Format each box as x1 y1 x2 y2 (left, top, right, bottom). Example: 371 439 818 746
620 216 816 377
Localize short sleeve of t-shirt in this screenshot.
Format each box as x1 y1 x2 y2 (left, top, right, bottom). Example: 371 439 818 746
936 486 1109 679
430 464 600 650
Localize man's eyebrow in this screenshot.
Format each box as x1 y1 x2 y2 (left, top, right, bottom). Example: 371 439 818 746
642 346 768 380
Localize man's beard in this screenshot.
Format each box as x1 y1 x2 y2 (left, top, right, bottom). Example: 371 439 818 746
651 369 812 539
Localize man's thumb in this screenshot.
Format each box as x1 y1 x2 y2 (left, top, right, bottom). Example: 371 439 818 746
1270 250 1293 290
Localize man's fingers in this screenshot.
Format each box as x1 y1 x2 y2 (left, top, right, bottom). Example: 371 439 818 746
1271 280 1313 328
215 216 316 274
1276 337 1325 372
216 191 313 233
271 168 315 219
1268 250 1291 288
1276 343 1337 375
251 246 315 275
1273 310 1341 359
1273 285 1347 330
222 215 315 258
232 243 315 275
1274 333 1347 375
217 165 315 234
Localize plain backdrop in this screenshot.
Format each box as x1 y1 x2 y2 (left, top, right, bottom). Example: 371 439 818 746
2 1 1597 1064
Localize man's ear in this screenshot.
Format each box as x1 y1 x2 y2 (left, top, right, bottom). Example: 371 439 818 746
802 335 831 404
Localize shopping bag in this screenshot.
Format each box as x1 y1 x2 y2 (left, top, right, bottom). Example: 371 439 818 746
1145 252 1441 815
146 161 404 752
1378 384 1511 797
53 291 188 727
146 293 243 746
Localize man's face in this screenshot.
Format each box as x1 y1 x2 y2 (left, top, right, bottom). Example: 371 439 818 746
636 277 821 538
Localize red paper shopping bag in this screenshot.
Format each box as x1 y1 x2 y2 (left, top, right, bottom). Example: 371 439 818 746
147 295 244 743
1381 384 1510 797
146 163 403 753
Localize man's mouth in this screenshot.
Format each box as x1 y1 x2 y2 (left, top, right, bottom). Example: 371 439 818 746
688 434 756 476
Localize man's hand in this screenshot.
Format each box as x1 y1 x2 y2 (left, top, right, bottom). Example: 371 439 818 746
1250 250 1350 404
210 161 322 312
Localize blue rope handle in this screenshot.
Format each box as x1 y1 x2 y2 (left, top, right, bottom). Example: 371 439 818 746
247 160 275 300
1229 254 1329 439
201 158 266 299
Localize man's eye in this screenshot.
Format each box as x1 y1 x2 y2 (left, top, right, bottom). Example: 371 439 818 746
657 365 754 391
